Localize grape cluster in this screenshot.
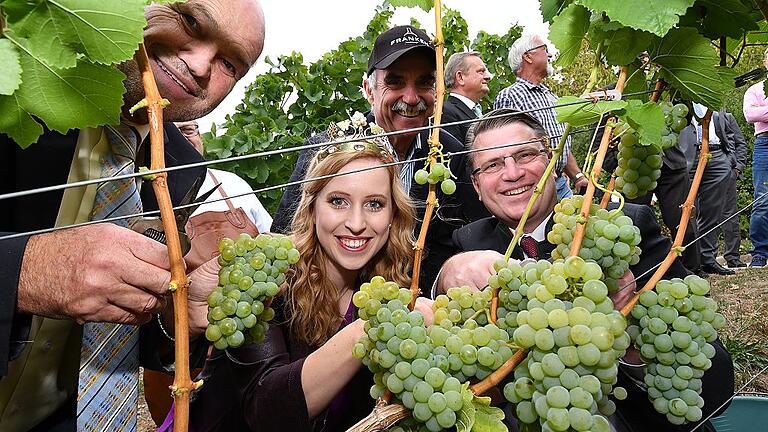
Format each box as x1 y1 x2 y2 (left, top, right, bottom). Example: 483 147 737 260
353 278 514 431
628 275 725 425
660 101 689 150
548 195 641 291
614 120 663 199
205 233 299 349
501 256 631 432
414 161 456 195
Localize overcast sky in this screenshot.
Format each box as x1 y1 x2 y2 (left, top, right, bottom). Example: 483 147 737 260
197 0 548 132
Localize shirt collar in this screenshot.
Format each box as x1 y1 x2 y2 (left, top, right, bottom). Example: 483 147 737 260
450 92 477 110
509 212 553 243
516 77 549 92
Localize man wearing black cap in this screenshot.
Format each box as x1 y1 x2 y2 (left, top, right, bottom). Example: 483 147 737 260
272 25 489 293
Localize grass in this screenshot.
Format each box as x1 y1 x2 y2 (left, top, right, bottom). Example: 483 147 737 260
708 267 768 395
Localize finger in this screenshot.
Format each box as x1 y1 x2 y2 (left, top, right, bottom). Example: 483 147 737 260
122 227 172 269
188 257 221 302
78 303 153 326
108 287 168 317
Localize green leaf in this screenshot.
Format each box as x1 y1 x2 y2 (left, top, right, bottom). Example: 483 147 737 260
601 26 654 66
9 0 147 65
471 395 507 432
556 96 627 127
456 383 476 432
623 60 650 101
387 0 433 12
550 3 590 67
8 34 127 134
576 0 695 36
649 27 728 109
0 94 44 148
540 0 568 23
695 0 758 39
621 100 664 149
0 39 23 95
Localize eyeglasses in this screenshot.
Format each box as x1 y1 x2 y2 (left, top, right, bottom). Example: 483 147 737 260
525 44 548 54
472 148 548 176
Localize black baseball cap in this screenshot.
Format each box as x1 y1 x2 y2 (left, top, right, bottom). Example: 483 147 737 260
367 25 436 75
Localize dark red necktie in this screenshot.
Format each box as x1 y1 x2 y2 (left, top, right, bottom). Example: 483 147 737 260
520 235 539 259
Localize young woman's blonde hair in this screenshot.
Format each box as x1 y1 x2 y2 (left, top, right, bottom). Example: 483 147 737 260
287 147 415 346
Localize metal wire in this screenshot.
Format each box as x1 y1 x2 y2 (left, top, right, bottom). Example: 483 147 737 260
0 88 656 203
617 189 768 292
688 364 768 432
0 128 598 242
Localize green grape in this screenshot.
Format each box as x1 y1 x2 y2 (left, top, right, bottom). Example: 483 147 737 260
630 275 723 425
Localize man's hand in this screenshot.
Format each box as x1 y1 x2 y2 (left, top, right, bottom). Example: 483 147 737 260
186 257 221 337
413 297 435 327
610 270 637 311
18 224 171 325
437 250 506 294
572 174 589 195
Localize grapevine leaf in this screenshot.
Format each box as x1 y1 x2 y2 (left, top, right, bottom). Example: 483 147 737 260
387 0 433 12
8 34 126 134
621 100 664 149
601 27 654 66
456 383 476 432
9 0 147 65
471 395 507 432
550 3 590 67
0 39 23 95
540 0 568 23
693 0 758 39
576 0 695 36
555 96 627 127
623 60 649 102
0 94 43 148
649 27 728 110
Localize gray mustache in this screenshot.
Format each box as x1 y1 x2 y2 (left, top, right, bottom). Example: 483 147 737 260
392 99 428 113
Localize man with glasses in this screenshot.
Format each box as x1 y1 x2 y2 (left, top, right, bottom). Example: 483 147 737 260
431 108 734 432
494 34 587 199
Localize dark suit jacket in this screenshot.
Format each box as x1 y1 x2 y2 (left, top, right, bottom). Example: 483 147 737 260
679 110 748 174
0 124 208 428
441 94 478 146
448 203 734 432
271 113 490 295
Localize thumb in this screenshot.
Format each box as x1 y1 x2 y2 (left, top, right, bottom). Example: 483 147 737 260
189 257 221 302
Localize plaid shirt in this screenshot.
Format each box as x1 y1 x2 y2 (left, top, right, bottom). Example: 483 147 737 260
397 133 422 194
493 77 570 174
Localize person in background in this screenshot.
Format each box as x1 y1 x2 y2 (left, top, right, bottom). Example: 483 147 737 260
681 104 744 275
742 49 768 268
188 124 433 431
177 120 272 234
493 34 588 199
441 51 492 144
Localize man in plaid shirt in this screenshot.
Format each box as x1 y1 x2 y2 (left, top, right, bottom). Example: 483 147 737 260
494 34 588 198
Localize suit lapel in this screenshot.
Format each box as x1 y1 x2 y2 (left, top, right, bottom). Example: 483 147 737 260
449 95 477 119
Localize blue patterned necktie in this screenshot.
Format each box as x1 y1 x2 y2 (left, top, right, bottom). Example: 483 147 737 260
77 124 142 431
520 235 539 260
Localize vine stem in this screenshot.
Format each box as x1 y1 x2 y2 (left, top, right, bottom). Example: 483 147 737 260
135 44 194 432
568 67 629 256
408 0 444 309
754 0 768 22
620 109 713 316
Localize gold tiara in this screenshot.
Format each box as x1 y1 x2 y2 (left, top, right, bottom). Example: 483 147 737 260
316 112 396 163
